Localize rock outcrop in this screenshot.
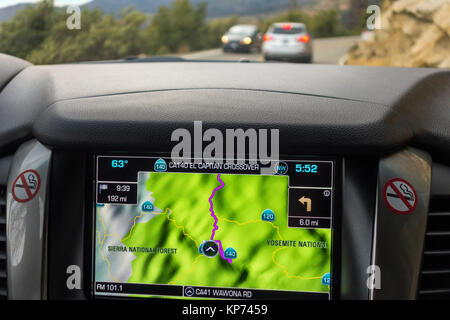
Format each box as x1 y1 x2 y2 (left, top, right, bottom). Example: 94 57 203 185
347 0 450 68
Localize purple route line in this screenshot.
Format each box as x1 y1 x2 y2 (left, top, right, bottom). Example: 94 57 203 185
208 174 232 264
209 174 224 240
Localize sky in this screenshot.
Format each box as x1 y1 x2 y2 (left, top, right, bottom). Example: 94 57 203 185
0 0 91 8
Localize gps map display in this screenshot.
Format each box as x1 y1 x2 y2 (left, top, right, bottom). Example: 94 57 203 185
94 156 334 299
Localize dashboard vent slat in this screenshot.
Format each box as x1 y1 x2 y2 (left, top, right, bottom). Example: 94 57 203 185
419 195 450 300
0 185 6 300
422 269 450 275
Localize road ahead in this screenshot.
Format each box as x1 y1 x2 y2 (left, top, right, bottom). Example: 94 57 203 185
181 36 360 64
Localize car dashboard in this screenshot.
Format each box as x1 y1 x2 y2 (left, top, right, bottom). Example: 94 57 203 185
0 53 449 300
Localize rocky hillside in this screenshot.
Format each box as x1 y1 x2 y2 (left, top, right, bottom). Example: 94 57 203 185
0 3 29 21
347 0 450 68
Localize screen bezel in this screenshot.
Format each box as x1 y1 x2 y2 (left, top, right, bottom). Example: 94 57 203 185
88 153 342 300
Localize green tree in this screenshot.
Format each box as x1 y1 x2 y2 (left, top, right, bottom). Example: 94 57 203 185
0 0 354 65
144 0 207 54
310 10 348 38
9 3 150 64
0 0 57 59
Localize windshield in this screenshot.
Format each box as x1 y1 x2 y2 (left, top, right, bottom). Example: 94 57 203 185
227 25 256 36
0 0 448 67
270 26 305 34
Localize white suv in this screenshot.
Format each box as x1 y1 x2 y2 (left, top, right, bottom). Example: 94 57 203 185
262 22 313 63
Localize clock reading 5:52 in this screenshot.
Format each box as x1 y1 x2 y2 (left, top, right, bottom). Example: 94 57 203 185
295 164 318 173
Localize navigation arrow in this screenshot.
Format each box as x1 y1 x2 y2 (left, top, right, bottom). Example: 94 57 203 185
299 196 312 212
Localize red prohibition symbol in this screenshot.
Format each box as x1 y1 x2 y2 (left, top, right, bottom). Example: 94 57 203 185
11 169 41 203
383 178 417 215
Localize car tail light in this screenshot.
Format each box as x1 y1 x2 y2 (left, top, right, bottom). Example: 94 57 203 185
298 35 310 43
263 34 273 42
282 24 292 30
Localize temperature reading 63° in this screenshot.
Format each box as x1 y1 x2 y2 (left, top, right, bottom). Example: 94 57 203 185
111 159 128 168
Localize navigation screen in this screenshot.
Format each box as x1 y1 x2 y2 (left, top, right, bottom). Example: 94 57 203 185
93 156 335 299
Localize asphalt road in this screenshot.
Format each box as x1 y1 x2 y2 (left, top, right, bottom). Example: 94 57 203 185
181 35 360 64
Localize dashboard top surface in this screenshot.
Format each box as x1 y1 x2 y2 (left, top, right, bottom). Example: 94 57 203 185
2 62 442 104
0 58 449 160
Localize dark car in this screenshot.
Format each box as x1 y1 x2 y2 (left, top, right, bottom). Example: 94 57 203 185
221 24 262 53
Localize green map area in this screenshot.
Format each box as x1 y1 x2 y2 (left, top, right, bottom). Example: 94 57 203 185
119 172 331 293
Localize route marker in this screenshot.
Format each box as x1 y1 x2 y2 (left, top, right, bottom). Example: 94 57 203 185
142 201 154 212
154 158 167 172
321 272 331 286
261 209 275 222
224 247 237 260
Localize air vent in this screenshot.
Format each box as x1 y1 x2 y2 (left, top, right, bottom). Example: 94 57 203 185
0 185 6 300
418 196 450 299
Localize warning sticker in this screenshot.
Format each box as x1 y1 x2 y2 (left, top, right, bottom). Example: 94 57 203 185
12 169 41 203
383 178 417 215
